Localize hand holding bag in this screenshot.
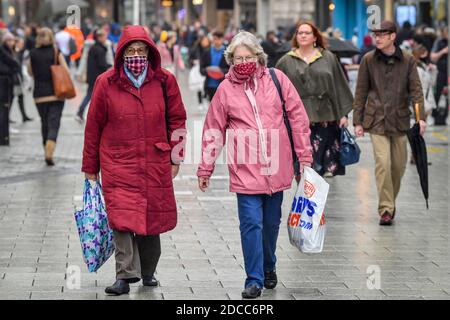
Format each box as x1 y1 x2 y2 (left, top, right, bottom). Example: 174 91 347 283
74 179 115 272
340 127 361 166
50 48 76 99
287 167 329 253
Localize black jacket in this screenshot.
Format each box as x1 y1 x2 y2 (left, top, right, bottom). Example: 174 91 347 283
30 45 58 98
0 45 20 104
200 46 229 89
87 41 111 87
434 38 448 76
188 43 208 66
261 39 284 68
0 45 20 76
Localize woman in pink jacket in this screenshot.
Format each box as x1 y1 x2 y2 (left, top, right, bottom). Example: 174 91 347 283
197 31 313 299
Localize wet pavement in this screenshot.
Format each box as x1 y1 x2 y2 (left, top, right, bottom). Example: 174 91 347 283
0 69 449 300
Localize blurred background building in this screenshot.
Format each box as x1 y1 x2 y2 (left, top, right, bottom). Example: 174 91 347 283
0 0 448 44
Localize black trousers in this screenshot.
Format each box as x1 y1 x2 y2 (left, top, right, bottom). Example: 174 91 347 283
0 76 13 146
433 72 448 125
434 72 447 105
205 87 217 102
12 94 29 121
197 91 203 104
0 103 9 145
36 101 64 145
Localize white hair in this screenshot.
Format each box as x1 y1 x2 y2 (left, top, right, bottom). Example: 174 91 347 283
224 31 268 66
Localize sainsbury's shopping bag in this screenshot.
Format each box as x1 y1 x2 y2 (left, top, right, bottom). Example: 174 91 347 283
74 179 115 272
287 167 329 253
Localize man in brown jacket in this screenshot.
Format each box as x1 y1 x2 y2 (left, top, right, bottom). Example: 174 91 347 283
353 21 426 226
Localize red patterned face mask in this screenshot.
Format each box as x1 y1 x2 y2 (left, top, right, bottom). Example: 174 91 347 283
124 55 148 76
233 61 257 75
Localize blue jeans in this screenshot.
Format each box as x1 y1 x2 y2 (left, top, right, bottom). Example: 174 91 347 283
77 85 93 118
236 192 283 289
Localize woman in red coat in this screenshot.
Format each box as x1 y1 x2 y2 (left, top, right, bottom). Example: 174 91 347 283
82 25 187 295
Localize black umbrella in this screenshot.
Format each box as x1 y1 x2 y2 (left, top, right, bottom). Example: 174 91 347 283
326 37 360 57
407 104 429 209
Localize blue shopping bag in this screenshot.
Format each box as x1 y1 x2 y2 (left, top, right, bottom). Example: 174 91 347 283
340 127 361 166
74 179 115 272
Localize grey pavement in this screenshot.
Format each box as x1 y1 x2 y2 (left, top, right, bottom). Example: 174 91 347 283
0 69 449 300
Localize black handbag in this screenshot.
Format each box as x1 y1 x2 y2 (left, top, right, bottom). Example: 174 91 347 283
269 68 300 176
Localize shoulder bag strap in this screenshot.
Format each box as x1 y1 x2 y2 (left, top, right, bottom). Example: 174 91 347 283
269 67 300 175
53 47 59 65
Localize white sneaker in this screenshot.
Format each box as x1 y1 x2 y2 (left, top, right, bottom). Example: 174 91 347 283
323 171 334 178
10 127 20 134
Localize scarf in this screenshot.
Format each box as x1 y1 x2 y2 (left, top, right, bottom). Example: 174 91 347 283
226 64 265 92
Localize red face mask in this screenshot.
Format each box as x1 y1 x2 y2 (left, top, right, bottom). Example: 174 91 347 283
233 61 257 75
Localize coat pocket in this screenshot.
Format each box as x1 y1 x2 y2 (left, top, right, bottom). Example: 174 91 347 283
362 107 376 129
154 142 172 163
396 108 411 131
154 142 172 152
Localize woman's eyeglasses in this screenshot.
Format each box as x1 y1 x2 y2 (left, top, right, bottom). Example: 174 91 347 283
233 56 257 63
125 47 148 55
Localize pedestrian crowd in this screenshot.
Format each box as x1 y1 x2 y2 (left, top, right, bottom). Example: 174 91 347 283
0 16 448 299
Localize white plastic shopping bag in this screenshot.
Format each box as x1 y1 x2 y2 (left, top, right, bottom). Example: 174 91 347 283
188 63 206 92
287 166 329 253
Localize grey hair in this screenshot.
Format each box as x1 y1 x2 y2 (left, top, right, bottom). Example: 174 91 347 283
224 31 268 66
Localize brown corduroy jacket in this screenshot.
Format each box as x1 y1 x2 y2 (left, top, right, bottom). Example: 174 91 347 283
353 47 425 135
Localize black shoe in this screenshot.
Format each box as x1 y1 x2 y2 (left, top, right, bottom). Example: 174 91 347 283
45 158 55 166
105 280 130 295
124 277 140 284
264 270 278 289
241 284 262 299
142 275 158 287
22 117 33 122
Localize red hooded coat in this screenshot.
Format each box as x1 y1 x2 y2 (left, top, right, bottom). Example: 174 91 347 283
82 25 187 235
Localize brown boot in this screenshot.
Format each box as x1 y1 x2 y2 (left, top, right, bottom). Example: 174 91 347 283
44 140 56 166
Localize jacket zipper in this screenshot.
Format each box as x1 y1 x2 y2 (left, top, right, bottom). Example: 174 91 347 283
244 81 273 195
